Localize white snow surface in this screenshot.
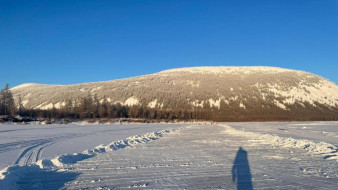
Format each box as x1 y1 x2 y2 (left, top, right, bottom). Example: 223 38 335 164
160 66 295 74
267 80 338 107
147 99 158 108
0 123 185 170
10 83 43 90
123 97 140 106
0 122 337 189
208 98 222 109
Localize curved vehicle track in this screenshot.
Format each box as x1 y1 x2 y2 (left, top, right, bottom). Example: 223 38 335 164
15 141 55 165
12 132 103 166
0 124 186 169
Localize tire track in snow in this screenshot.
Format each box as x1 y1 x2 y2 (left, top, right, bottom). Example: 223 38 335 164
0 127 182 190
0 126 148 164
14 141 55 166
12 134 86 166
0 139 52 153
12 134 85 166
4 128 138 167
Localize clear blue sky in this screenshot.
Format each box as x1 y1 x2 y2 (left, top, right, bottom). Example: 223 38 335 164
1 0 338 88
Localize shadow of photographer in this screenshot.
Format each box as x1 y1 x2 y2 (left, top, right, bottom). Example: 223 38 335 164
232 147 253 190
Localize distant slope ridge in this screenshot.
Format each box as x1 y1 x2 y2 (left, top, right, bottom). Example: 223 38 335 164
160 66 294 74
11 66 338 121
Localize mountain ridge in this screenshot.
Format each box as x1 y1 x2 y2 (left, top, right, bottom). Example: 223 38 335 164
12 66 315 89
11 66 338 121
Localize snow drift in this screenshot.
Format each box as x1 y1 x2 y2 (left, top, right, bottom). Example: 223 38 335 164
221 124 338 160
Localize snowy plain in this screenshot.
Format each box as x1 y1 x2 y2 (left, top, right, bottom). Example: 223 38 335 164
0 123 187 170
0 122 337 189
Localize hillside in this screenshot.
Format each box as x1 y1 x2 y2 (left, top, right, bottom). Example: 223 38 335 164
11 66 338 121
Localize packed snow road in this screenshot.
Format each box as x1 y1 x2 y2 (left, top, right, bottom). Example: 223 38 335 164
0 122 337 189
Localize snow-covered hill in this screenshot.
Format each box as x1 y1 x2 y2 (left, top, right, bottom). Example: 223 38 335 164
11 66 338 121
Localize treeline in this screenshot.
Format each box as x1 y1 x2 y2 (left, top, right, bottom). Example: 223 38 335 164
18 97 210 121
19 105 209 121
2 84 209 121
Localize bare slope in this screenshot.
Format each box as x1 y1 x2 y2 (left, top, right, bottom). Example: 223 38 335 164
11 66 338 121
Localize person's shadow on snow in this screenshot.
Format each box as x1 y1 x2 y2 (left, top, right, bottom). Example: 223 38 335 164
232 147 253 190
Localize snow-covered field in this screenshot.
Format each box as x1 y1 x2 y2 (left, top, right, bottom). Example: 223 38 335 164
0 122 337 189
0 123 186 170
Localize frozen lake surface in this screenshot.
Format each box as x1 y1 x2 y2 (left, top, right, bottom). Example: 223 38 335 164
0 122 337 189
0 123 186 170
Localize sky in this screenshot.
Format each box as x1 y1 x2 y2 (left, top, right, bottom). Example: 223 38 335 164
1 0 338 88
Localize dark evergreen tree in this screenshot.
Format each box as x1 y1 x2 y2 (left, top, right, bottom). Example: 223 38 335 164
0 84 16 116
